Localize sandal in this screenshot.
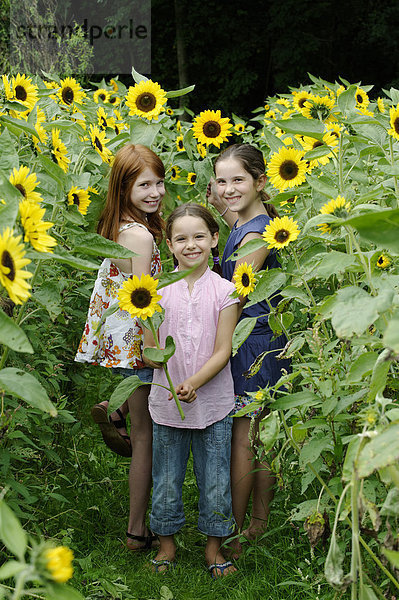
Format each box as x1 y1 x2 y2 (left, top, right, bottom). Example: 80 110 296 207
208 561 236 579
150 558 175 573
126 530 159 552
91 403 131 457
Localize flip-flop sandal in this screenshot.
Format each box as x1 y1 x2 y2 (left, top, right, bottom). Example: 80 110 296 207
126 530 159 552
150 558 175 573
208 561 236 579
91 404 131 457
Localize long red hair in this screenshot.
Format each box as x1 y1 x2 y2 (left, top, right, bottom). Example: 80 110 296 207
97 144 165 243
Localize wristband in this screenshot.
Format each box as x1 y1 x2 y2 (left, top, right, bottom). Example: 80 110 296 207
220 206 228 217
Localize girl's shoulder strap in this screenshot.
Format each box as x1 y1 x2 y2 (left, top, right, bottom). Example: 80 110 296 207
118 221 148 234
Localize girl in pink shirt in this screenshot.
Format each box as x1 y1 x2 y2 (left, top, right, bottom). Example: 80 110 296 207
144 204 239 578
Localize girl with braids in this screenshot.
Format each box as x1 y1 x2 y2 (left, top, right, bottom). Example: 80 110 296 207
75 144 165 552
143 204 239 577
208 143 290 557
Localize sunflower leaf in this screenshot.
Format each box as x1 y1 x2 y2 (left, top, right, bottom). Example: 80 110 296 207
158 267 196 289
0 309 33 353
0 114 39 138
232 317 257 355
246 269 287 307
0 169 22 229
337 84 357 115
343 208 399 253
0 367 57 416
108 375 149 415
274 117 325 140
227 238 265 261
166 85 195 99
131 67 148 84
71 233 136 259
0 500 27 561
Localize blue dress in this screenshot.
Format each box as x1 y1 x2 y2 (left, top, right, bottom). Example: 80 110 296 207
221 214 291 400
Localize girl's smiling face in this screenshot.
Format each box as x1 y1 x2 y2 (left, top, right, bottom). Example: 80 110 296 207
129 167 165 218
214 157 265 215
166 215 218 272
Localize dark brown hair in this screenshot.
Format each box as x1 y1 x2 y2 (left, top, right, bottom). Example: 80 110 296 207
213 143 279 219
165 203 222 275
97 143 165 243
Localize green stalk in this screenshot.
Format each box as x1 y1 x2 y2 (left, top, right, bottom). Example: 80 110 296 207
388 136 399 208
345 226 376 295
148 318 185 421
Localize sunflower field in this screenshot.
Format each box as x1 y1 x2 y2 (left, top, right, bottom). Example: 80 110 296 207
0 68 399 600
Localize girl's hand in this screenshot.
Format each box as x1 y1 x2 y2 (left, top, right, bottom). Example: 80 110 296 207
169 381 197 403
206 178 227 214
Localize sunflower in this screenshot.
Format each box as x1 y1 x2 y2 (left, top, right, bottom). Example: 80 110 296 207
118 273 162 320
93 88 110 104
125 79 167 120
355 87 369 109
187 172 197 185
376 254 390 269
377 97 385 114
176 135 185 152
301 95 335 121
170 166 181 181
43 546 74 584
43 80 59 100
266 146 307 191
0 227 32 304
325 122 343 140
109 78 119 92
192 109 232 147
388 104 399 140
282 109 295 120
58 77 85 107
8 73 38 111
97 106 115 130
276 97 291 108
280 195 297 208
33 107 48 146
262 216 300 249
166 107 174 116
89 125 113 164
51 129 70 172
336 85 346 97
19 200 57 253
292 90 311 112
9 166 43 203
176 120 182 131
356 105 374 117
301 135 333 166
108 94 121 106
233 262 256 296
318 195 350 234
197 143 207 158
234 123 245 133
67 186 91 215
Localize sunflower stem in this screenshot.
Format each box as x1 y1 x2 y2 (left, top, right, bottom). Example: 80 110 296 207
147 317 185 421
388 136 399 207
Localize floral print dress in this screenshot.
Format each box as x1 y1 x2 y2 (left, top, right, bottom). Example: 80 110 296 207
75 222 161 369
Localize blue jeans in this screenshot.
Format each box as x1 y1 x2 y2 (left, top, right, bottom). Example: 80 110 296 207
112 366 153 383
150 415 235 537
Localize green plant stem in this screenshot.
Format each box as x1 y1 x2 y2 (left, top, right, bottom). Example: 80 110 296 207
338 133 344 194
345 226 376 295
387 464 399 489
350 473 361 600
388 136 399 207
148 318 185 421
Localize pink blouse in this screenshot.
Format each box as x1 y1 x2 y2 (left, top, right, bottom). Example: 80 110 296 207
148 268 238 429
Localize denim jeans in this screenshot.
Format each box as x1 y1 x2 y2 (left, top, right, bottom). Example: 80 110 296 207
150 415 235 537
112 366 153 383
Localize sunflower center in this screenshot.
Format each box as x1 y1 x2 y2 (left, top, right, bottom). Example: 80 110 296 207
94 136 103 152
15 85 28 102
242 274 250 287
356 94 363 104
203 120 221 138
298 98 307 108
62 87 74 105
72 193 80 205
136 93 156 112
313 141 323 149
377 257 383 265
99 93 106 101
275 229 289 243
100 117 107 128
131 288 151 308
109 96 117 104
15 183 26 197
172 168 177 177
279 160 299 181
1 250 15 281
394 118 399 135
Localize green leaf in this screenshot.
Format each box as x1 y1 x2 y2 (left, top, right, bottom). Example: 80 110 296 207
337 83 357 115
72 234 136 259
344 208 399 253
356 423 399 477
354 123 388 149
342 437 361 481
383 316 399 352
130 120 162 147
0 114 38 138
274 117 325 140
0 560 25 580
0 169 24 230
157 267 195 289
131 67 148 83
299 435 333 468
226 238 265 261
0 309 33 353
30 247 100 271
306 174 337 198
381 488 399 516
382 549 399 569
143 336 176 363
0 500 27 561
324 531 344 587
272 391 321 410
0 129 19 171
259 411 280 453
165 85 195 98
268 312 294 335
280 285 311 306
0 368 57 416
232 317 257 356
36 153 66 187
276 335 305 359
260 130 285 152
346 352 378 383
367 348 392 402
108 375 149 414
246 269 287 307
308 251 359 279
46 582 85 600
33 281 62 320
304 145 333 161
359 583 379 600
